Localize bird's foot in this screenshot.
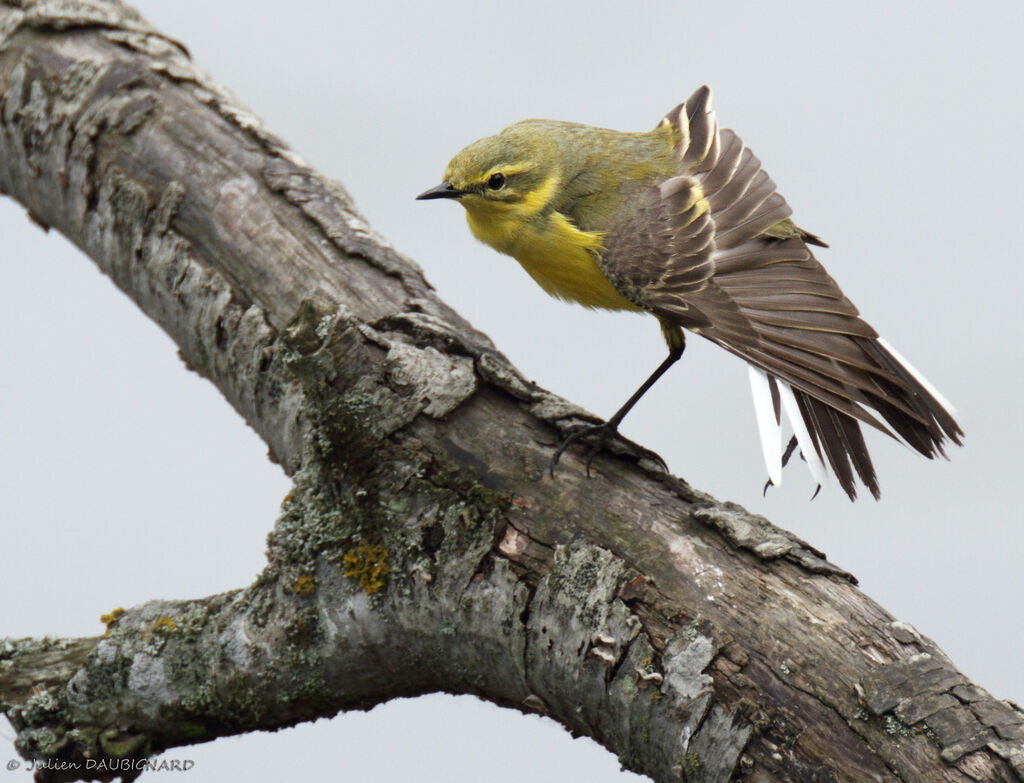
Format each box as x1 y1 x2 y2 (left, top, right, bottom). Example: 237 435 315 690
762 434 821 499
549 422 667 478
763 435 799 495
550 422 614 477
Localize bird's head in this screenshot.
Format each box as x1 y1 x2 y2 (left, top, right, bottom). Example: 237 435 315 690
417 122 563 220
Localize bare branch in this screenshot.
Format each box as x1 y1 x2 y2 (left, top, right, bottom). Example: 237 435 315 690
1 2 1022 781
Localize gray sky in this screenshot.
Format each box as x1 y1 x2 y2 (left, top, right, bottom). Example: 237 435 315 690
2 2 1022 780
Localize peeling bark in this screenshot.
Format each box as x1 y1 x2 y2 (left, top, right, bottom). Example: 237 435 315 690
1 2 1022 782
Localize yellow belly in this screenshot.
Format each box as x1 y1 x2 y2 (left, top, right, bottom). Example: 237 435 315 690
467 209 640 312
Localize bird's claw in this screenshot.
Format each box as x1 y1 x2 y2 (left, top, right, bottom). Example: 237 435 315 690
762 477 822 501
550 422 615 478
764 435 800 496
549 422 668 478
763 435 822 500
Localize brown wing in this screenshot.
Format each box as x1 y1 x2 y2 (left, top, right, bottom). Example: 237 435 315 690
599 86 962 499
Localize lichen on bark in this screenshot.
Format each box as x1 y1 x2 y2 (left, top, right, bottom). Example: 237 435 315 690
1 3 1023 782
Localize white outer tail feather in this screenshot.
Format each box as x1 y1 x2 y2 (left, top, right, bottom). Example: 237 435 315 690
777 384 829 488
747 367 828 490
747 366 782 486
747 336 957 493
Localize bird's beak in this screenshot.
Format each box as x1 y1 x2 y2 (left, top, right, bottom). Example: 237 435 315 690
416 182 464 200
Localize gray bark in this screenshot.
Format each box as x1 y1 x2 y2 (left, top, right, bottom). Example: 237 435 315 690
1 2 1022 782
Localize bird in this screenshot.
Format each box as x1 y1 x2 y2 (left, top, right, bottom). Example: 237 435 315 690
416 86 962 500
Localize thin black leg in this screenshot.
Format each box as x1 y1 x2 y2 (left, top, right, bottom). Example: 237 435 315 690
550 344 684 477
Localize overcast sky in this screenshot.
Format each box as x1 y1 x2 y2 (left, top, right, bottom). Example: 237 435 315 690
2 2 1022 781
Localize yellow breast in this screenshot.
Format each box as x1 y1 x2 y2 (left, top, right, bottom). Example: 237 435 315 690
466 209 641 312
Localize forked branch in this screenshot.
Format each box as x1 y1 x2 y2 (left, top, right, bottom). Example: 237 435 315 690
0 2 1021 781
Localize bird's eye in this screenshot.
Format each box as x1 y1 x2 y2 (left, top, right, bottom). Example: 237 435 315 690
487 172 506 191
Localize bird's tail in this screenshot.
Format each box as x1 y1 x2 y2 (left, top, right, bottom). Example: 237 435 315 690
746 335 962 500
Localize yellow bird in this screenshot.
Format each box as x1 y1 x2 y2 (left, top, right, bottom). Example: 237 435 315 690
417 86 962 500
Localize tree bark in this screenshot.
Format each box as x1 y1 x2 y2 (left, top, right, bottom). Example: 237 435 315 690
0 2 1022 782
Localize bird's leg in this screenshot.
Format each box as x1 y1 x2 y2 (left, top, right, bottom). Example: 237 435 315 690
780 434 800 468
550 341 685 477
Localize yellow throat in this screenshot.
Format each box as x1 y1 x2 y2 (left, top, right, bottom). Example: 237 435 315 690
463 195 641 312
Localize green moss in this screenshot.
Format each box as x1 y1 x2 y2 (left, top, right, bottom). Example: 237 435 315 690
422 456 509 515
98 729 148 759
169 669 268 731
67 726 102 749
221 674 268 726
284 607 322 648
288 674 331 708
172 721 207 740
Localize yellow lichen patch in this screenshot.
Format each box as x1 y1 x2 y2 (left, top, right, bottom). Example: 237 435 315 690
342 543 390 595
154 616 177 633
685 749 702 773
100 607 125 637
293 575 316 595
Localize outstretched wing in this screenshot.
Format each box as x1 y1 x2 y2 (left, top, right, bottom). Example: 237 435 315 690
598 86 962 499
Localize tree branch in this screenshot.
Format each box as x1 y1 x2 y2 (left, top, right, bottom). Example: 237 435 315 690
1 2 1022 781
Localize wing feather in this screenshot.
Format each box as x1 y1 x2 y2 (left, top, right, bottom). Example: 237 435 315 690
700 130 744 194
600 85 962 498
680 86 716 169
